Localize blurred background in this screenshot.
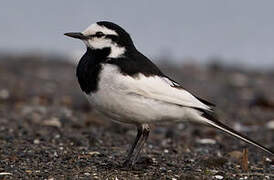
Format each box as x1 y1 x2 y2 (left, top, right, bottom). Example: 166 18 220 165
0 1 274 179
1 0 274 68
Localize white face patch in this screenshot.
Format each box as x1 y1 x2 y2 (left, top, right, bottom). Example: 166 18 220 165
82 23 118 36
82 23 125 58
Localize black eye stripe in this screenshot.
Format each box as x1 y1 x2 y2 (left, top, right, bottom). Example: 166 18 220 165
87 32 118 39
95 31 104 37
87 32 104 38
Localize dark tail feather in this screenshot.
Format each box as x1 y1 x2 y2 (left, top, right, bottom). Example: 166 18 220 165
200 110 274 155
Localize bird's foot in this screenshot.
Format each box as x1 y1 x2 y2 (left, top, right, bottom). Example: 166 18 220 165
122 159 134 169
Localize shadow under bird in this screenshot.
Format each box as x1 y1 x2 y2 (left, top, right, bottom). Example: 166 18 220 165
65 21 273 167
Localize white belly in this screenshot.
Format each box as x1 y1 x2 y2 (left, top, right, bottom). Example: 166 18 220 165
86 64 202 125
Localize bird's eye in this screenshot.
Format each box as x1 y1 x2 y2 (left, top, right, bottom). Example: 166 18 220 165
95 31 104 37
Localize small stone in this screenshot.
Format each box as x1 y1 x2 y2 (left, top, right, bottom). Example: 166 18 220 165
233 122 251 132
43 117 61 128
84 173 90 176
266 120 274 130
164 149 169 153
228 151 243 161
33 139 40 144
54 152 58 157
88 151 100 156
25 170 32 174
210 170 218 174
0 89 10 99
0 172 12 176
214 175 223 179
55 134 61 139
196 138 216 144
160 167 166 172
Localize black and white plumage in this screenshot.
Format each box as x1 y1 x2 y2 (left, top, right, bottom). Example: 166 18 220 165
65 21 273 167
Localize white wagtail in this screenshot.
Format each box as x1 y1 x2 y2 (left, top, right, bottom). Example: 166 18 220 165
65 21 273 167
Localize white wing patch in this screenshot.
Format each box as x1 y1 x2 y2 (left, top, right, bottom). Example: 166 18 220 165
102 64 212 111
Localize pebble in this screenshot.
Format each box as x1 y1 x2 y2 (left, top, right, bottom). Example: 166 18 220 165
266 120 274 130
25 170 32 174
233 122 252 132
214 175 223 179
265 157 271 162
33 139 40 144
228 151 243 161
54 152 58 157
152 158 157 163
84 173 90 176
55 134 61 139
0 172 12 176
0 89 10 99
196 138 216 144
88 151 100 156
160 167 167 172
210 170 218 174
42 117 61 128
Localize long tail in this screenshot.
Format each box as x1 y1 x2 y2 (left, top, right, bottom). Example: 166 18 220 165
199 110 274 155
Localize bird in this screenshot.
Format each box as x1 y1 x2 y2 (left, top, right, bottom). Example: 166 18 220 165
65 21 273 167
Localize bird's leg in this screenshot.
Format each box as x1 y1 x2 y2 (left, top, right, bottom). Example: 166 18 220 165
123 124 150 167
123 125 143 167
131 124 150 165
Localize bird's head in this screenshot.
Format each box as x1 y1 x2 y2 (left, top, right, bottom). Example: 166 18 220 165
65 21 135 58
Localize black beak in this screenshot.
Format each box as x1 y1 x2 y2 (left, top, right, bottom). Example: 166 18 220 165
64 32 87 40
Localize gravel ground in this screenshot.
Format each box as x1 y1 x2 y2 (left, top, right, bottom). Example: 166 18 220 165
0 56 273 179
